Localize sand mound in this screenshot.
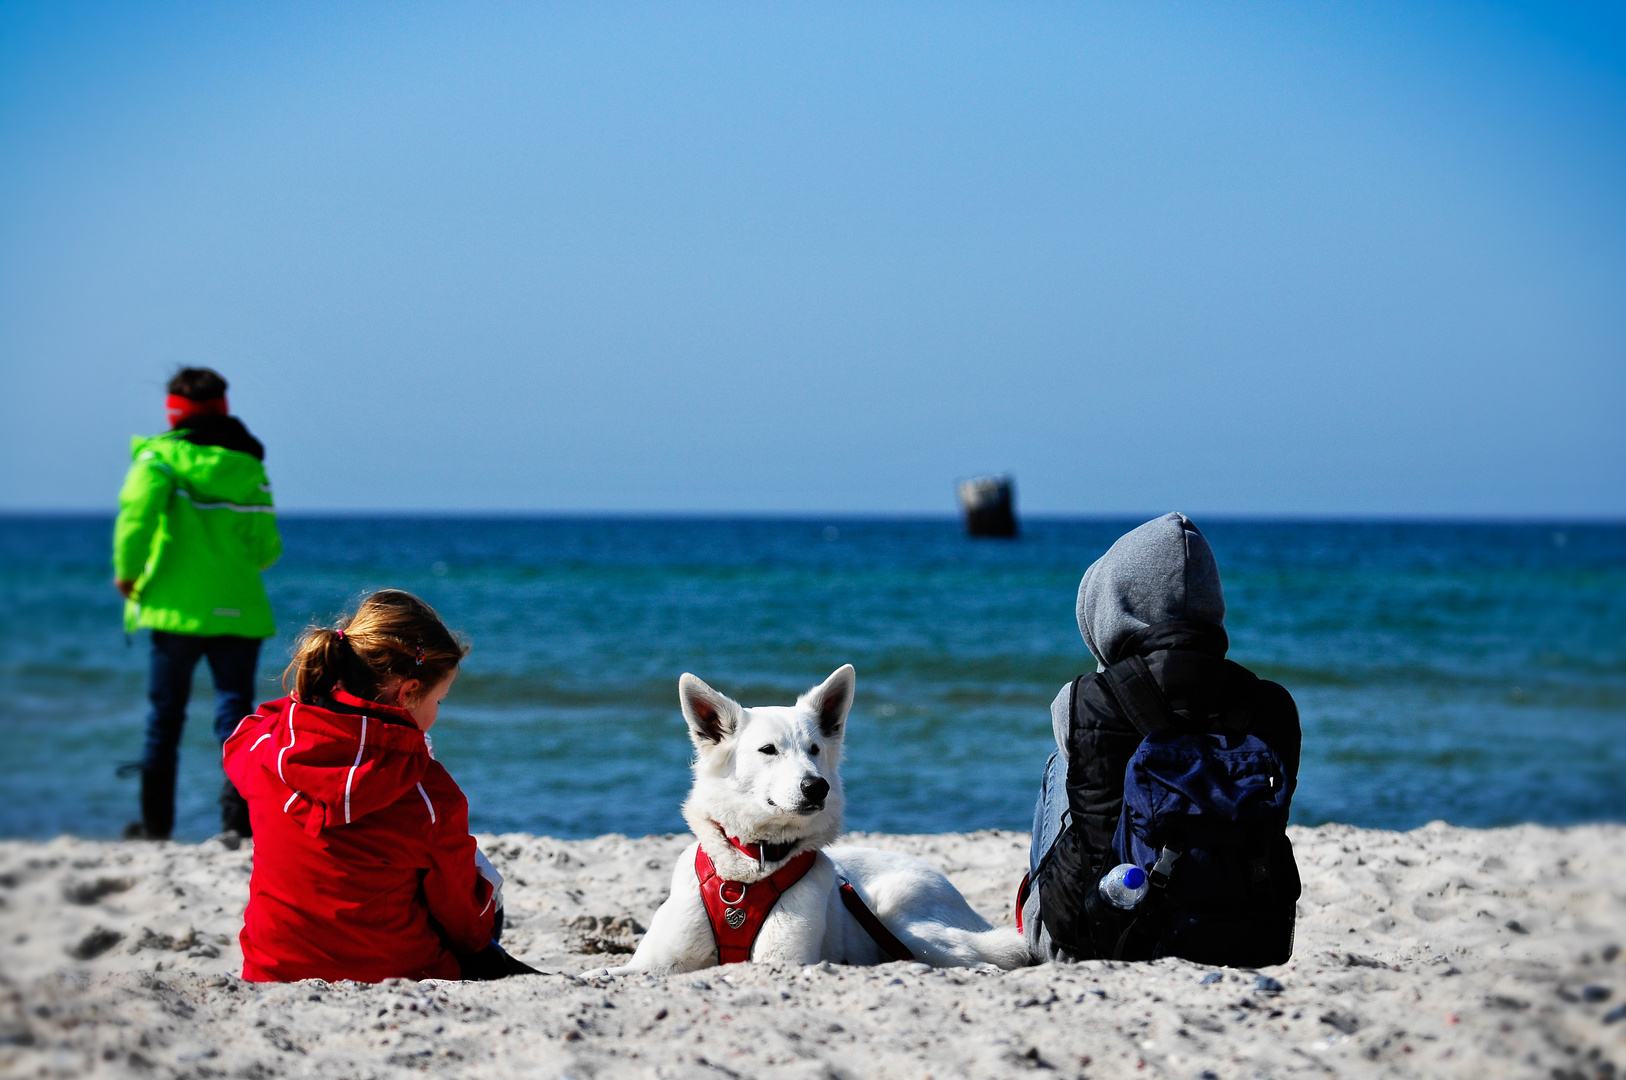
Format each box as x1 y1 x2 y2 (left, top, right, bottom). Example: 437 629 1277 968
1 823 1622 1078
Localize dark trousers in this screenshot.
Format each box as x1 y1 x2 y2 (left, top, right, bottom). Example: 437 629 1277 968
138 631 263 839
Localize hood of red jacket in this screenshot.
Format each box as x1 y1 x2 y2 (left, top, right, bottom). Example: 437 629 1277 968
225 691 432 836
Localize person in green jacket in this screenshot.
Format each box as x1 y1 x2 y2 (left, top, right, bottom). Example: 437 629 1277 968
114 367 282 840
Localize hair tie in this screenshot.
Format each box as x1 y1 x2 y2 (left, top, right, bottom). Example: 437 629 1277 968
335 629 345 641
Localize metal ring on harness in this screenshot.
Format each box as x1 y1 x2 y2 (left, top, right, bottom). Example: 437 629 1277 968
718 881 747 906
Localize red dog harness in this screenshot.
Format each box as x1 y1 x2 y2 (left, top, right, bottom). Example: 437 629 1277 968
695 845 817 964
693 837 918 965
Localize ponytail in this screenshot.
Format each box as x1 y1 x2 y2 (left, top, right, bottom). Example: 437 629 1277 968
285 626 354 704
284 590 469 706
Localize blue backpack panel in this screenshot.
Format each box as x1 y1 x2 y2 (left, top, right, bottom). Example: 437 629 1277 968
1099 730 1298 965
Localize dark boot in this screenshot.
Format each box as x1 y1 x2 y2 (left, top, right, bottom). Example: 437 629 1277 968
219 779 252 838
138 765 177 840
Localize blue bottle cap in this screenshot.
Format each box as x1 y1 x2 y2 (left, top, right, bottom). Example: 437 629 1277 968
1124 866 1146 890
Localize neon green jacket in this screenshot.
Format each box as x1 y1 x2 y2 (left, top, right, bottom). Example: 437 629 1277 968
113 424 281 637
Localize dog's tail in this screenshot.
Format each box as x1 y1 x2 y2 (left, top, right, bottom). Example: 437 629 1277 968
902 923 1033 970
968 926 1032 970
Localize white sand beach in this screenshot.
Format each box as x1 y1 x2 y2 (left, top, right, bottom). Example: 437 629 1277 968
1 823 1622 1079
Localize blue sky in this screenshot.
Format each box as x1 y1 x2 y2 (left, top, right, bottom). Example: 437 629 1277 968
1 2 1622 515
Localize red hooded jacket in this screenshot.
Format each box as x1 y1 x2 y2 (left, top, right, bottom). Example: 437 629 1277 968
223 690 497 982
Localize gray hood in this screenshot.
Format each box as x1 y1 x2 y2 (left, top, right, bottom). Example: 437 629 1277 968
1076 512 1226 666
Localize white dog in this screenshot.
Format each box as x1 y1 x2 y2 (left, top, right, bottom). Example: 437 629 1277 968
602 665 1029 974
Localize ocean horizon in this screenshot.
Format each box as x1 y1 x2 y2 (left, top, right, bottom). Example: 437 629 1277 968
3 513 1622 842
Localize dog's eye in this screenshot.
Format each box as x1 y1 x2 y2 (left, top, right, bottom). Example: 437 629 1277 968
758 744 778 756
809 744 820 756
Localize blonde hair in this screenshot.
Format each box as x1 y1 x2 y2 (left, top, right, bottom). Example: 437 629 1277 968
284 589 469 705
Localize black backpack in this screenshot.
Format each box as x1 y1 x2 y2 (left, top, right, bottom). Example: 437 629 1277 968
1035 620 1301 967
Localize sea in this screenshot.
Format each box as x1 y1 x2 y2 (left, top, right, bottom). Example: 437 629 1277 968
2 516 1622 843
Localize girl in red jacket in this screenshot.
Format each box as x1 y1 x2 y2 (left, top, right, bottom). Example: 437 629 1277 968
224 589 528 982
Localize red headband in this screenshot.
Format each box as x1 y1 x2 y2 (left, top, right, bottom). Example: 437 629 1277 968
166 394 228 427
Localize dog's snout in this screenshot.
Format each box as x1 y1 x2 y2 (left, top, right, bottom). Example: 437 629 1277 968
800 776 830 805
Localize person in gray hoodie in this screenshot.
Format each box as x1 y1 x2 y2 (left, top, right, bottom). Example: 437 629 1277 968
1018 513 1301 962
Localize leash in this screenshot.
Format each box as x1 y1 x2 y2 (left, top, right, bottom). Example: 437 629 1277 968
838 880 915 962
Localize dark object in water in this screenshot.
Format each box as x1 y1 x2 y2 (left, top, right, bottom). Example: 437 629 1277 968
957 475 1017 538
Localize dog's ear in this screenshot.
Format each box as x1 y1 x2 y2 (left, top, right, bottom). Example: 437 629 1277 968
801 664 855 739
679 673 743 747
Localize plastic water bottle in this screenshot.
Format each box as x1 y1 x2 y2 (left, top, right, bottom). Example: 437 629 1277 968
1098 864 1149 910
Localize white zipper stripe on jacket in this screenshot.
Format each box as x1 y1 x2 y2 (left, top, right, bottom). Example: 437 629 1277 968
343 717 368 824
173 489 275 513
283 790 302 812
250 733 272 752
416 782 436 825
277 705 299 784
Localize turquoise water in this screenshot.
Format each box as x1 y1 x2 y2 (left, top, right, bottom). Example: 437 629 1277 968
2 516 1622 841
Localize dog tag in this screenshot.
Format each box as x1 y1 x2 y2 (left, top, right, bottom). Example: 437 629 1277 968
725 907 746 929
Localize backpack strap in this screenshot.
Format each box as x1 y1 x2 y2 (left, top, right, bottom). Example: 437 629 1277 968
1101 652 1262 737
1099 656 1178 737
1147 844 1182 890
